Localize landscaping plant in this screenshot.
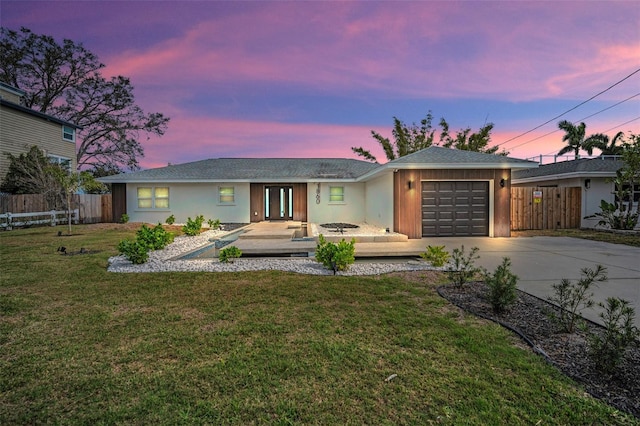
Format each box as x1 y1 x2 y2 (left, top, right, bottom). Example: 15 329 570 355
116 239 149 264
182 214 205 236
484 257 518 314
420 245 450 267
315 234 356 274
445 245 480 287
547 265 607 333
119 213 129 224
218 245 242 263
207 218 221 230
136 223 174 250
588 297 639 374
165 214 175 225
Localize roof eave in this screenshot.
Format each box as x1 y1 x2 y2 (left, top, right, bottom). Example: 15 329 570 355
512 171 617 184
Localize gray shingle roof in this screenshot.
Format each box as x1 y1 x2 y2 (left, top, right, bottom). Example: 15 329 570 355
512 158 623 180
99 158 380 183
387 146 537 167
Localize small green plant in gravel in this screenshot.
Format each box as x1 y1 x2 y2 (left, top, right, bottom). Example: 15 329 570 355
484 257 519 314
207 218 221 230
547 265 607 333
219 245 242 263
117 239 149 264
445 245 480 287
588 297 640 373
165 214 175 225
119 213 129 224
182 215 204 236
420 245 450 267
315 234 356 274
136 223 174 250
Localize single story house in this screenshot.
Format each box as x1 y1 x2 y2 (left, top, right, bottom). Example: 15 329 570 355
99 146 538 238
511 157 635 229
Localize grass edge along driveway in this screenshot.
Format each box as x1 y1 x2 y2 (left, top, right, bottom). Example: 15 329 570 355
1 225 637 425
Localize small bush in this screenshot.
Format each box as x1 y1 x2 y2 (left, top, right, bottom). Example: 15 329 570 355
219 245 242 263
445 245 480 287
182 215 204 236
119 213 129 224
420 245 450 267
588 297 639 373
136 223 174 250
208 218 221 230
547 265 607 333
484 257 519 314
315 234 356 274
117 239 149 264
165 214 175 225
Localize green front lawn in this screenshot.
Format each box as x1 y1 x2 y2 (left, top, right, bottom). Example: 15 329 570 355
1 225 636 424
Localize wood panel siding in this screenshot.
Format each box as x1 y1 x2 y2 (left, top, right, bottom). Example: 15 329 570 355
394 169 511 238
0 106 77 178
250 183 307 222
111 183 127 223
510 187 581 230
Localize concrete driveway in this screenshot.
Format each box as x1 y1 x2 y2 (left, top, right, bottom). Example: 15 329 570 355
412 236 640 326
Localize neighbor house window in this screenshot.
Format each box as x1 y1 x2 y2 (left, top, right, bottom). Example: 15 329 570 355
62 125 75 142
137 187 169 209
48 155 72 171
329 186 344 202
219 186 235 203
615 183 640 207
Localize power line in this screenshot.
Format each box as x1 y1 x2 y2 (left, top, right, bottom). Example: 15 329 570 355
507 92 640 150
497 67 640 147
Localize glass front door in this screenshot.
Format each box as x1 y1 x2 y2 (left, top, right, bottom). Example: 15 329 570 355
265 186 293 220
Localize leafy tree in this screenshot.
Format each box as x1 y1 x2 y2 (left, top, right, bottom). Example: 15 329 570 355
557 120 587 159
0 27 169 172
352 112 438 162
0 146 65 208
50 168 102 234
438 118 506 155
583 131 625 156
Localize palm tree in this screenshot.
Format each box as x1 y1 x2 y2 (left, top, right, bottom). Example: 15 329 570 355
583 131 625 156
557 120 587 159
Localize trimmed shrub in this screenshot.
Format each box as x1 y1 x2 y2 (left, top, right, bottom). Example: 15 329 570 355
136 223 174 250
420 245 450 267
119 213 129 224
219 246 242 263
315 234 356 274
484 257 518 313
182 215 205 236
117 239 149 264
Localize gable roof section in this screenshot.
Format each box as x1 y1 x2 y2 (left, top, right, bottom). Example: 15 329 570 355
512 158 623 183
388 146 538 168
99 158 380 183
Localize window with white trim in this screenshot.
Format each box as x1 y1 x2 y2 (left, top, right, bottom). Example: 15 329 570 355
62 125 75 142
137 187 169 209
329 186 344 202
48 155 72 171
219 186 235 204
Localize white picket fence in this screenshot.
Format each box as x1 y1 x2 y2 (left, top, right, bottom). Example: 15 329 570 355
0 209 79 229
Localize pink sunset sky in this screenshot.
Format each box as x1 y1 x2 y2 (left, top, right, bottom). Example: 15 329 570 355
2 1 639 169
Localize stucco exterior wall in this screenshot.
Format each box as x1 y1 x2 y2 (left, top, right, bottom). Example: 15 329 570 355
306 182 366 225
364 172 394 230
0 106 77 178
125 182 251 224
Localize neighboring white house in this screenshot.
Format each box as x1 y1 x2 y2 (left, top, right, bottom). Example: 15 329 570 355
99 146 538 238
512 157 637 229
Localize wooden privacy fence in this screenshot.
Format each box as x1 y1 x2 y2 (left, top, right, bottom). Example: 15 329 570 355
0 194 112 224
511 187 581 231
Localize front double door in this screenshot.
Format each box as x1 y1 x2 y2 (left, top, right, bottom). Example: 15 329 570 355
265 186 293 220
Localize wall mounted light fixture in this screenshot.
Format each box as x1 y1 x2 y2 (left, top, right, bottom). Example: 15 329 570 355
584 179 591 189
500 178 507 188
408 180 413 189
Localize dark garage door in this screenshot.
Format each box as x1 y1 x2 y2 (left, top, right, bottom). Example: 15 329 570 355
422 181 489 237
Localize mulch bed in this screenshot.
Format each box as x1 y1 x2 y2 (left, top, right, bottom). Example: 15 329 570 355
438 282 640 418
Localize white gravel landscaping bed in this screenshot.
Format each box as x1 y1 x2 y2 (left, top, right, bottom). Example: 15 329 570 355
108 224 439 276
